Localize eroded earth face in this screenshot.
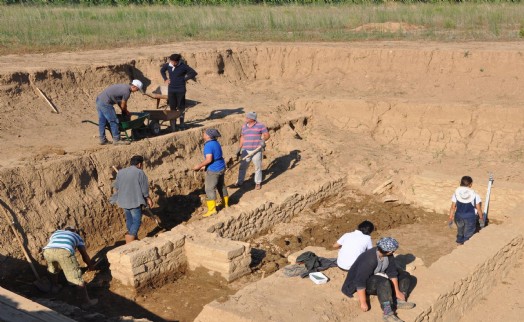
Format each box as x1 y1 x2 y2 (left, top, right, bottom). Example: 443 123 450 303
1 42 523 321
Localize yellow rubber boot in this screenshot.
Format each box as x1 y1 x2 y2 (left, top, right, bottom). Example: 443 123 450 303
223 196 229 208
203 200 217 217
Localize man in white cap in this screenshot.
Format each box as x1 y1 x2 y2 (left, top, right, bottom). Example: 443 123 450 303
232 111 270 190
95 80 143 145
449 175 483 245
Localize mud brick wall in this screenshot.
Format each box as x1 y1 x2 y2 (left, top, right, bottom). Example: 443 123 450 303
185 232 251 282
402 218 524 322
107 230 186 289
208 178 346 241
107 226 251 287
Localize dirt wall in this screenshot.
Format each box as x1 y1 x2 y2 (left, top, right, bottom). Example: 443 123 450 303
2 42 524 279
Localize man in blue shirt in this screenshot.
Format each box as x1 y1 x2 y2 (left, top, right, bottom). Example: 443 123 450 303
160 54 198 131
193 128 228 217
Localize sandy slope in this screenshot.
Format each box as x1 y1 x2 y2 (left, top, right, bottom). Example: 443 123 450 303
1 41 524 321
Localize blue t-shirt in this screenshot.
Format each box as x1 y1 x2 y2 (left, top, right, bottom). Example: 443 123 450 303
203 140 225 172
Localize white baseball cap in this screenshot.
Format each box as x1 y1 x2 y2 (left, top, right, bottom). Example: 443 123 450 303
131 79 144 92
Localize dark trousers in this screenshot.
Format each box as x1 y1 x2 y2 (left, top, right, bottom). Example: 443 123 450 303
365 271 412 307
455 217 477 244
168 91 186 125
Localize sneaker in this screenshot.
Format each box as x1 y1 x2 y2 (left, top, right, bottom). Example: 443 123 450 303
383 314 404 322
255 184 261 190
396 300 416 310
99 139 109 145
113 140 130 146
230 183 242 189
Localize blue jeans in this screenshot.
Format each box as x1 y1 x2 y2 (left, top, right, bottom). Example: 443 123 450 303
96 98 120 142
455 217 477 244
124 207 143 237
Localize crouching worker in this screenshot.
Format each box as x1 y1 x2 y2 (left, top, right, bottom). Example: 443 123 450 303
115 155 154 243
42 227 97 308
193 128 229 217
341 237 415 322
333 220 374 271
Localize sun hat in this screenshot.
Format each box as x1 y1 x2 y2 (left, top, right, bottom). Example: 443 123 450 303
377 237 399 252
131 79 144 92
246 112 257 121
455 187 475 203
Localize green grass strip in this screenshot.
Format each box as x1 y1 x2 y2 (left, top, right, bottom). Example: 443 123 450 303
1 3 524 55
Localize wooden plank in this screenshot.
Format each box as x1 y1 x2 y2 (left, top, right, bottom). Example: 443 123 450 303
33 86 59 114
0 287 74 322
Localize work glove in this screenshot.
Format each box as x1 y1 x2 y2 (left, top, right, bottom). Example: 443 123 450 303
235 147 242 158
447 220 453 228
479 218 486 229
260 140 266 150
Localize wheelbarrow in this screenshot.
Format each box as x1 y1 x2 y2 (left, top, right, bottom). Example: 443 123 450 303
82 112 150 141
144 109 181 135
143 85 169 109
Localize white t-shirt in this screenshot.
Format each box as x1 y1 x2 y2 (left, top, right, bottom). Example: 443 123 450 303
336 230 373 270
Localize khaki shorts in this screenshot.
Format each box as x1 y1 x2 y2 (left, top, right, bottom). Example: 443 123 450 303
43 248 84 286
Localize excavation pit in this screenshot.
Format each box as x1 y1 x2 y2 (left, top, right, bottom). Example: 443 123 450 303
1 42 524 321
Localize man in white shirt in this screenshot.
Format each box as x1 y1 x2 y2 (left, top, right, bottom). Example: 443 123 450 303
333 220 375 271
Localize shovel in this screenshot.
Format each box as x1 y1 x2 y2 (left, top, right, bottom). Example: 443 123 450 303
0 200 55 292
226 145 263 173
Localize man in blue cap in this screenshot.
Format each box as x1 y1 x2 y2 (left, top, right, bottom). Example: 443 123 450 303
193 128 229 217
341 237 415 322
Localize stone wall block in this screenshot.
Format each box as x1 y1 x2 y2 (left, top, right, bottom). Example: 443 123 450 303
122 246 159 268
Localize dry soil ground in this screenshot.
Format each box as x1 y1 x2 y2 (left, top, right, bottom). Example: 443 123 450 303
1 41 524 321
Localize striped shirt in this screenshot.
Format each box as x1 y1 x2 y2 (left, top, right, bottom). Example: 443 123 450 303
43 230 85 255
241 122 268 150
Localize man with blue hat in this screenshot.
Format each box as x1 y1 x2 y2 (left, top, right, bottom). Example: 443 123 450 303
341 237 415 322
193 128 229 217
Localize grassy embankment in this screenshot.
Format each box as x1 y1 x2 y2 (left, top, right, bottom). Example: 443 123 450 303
1 3 524 55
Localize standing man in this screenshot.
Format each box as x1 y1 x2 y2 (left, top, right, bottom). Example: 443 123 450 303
232 112 270 190
341 237 415 322
114 155 154 243
160 53 198 131
333 220 374 271
193 128 229 217
42 226 97 308
96 80 143 145
449 175 483 245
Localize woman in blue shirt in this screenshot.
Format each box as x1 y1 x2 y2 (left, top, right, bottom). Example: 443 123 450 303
193 128 229 217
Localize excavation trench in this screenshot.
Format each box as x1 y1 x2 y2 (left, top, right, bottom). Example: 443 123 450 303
1 43 524 322
2 184 455 322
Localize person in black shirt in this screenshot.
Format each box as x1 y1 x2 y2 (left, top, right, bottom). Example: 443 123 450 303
160 53 198 131
341 237 415 322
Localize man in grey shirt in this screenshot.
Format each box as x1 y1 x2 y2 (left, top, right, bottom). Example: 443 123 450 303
115 155 153 243
96 80 143 145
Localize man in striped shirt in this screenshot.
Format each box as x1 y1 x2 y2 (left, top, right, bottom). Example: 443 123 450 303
43 227 97 307
233 112 270 190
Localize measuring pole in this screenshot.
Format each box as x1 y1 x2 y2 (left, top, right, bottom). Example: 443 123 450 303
481 174 494 228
